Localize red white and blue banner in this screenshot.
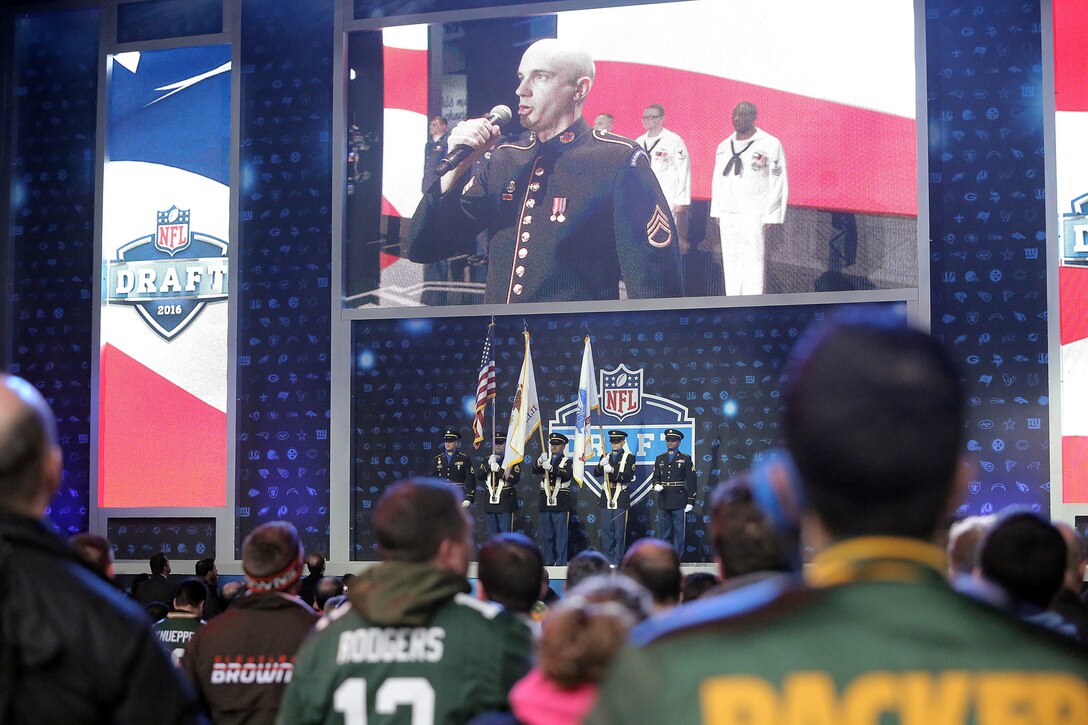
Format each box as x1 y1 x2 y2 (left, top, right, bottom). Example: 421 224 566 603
98 45 231 508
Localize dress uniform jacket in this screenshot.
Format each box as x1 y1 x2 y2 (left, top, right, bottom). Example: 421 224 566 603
652 450 696 510
476 459 521 514
533 455 574 512
588 538 1088 724
592 451 637 509
409 117 684 304
430 450 476 503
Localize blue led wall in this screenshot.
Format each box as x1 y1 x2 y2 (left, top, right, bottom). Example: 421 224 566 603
1 0 1056 554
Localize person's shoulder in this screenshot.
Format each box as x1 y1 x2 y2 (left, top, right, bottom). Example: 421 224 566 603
630 574 803 647
589 129 642 154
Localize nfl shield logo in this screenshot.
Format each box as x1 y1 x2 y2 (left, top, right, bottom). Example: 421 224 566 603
601 364 643 421
156 206 191 256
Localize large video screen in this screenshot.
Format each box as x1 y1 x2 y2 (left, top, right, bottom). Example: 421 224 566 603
1054 1 1088 505
342 0 918 308
348 302 901 561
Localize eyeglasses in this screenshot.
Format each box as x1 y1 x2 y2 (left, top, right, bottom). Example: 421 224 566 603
641 114 663 119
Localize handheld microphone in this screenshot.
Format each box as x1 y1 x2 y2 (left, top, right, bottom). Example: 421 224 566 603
434 105 512 175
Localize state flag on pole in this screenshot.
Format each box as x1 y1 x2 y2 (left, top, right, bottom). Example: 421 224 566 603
502 329 541 472
472 321 496 449
573 335 599 484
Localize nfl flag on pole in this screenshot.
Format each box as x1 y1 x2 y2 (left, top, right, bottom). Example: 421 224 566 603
472 322 496 449
573 335 599 484
502 330 541 472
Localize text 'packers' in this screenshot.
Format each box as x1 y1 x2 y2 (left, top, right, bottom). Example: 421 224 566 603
699 671 1088 724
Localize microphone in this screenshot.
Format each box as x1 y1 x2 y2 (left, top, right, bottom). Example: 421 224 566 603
434 105 512 175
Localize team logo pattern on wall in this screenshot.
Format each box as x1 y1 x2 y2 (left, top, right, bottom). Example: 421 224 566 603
106 517 217 560
7 10 100 535
234 0 335 557
926 0 1050 517
349 305 861 562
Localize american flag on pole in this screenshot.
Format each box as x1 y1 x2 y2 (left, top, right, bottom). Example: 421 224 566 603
573 334 599 484
472 321 497 449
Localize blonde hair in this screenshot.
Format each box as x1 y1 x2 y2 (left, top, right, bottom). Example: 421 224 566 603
538 574 651 689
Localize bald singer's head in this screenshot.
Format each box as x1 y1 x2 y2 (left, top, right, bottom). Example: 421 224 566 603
515 39 596 142
0 375 62 517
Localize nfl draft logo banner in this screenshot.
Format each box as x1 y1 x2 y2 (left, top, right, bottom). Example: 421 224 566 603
98 45 231 509
105 205 229 340
552 363 695 506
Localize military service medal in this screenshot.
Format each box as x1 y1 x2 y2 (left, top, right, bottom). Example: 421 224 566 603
551 197 567 223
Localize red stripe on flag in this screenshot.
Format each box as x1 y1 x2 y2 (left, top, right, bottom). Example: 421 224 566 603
1054 0 1088 112
383 47 427 114
584 61 916 216
98 343 226 508
1063 436 1088 504
1060 265 1088 345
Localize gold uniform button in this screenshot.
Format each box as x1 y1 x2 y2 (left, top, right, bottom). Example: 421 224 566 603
523 215 532 225
526 198 536 208
521 232 530 242
529 182 540 192
518 247 528 259
534 167 544 176
512 284 524 295
516 266 526 277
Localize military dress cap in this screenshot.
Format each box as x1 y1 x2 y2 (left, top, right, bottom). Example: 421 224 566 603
494 431 507 443
549 432 569 445
664 429 684 440
443 429 462 441
609 430 628 441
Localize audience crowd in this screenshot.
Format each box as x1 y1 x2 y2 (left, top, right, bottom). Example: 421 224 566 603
3 310 1088 723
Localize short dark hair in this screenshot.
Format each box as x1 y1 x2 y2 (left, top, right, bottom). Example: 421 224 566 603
783 310 965 540
305 552 326 575
150 552 169 575
478 533 544 615
195 558 216 578
980 510 1067 608
566 549 612 591
242 521 303 578
174 578 209 609
315 576 343 611
681 572 719 603
709 476 792 578
621 539 681 606
70 533 113 579
375 478 468 563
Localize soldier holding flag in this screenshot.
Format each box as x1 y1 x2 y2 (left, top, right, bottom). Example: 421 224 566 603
593 430 637 565
430 429 476 508
533 432 574 566
477 431 521 536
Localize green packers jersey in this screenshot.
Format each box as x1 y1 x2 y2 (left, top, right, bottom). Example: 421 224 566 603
278 592 532 725
588 537 1088 725
152 612 204 666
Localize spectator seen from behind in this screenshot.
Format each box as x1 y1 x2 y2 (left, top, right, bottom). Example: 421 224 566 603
154 578 208 665
137 551 176 608
620 538 681 612
0 374 204 723
278 478 532 724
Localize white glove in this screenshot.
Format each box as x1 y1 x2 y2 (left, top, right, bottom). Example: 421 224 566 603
538 452 549 466
488 455 499 472
654 484 664 493
542 461 553 472
461 500 471 508
685 504 693 513
603 463 615 474
540 481 547 490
